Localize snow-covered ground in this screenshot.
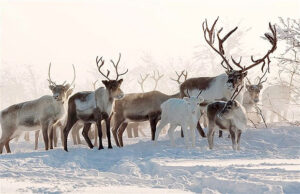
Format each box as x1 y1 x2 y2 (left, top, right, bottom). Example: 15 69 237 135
0 124 300 194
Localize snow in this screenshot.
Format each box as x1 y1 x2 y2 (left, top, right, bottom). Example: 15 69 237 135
0 124 300 193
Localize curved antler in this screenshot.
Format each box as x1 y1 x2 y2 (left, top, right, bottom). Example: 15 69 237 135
110 53 129 80
203 17 238 71
96 56 111 80
243 23 277 72
48 63 57 86
69 64 76 86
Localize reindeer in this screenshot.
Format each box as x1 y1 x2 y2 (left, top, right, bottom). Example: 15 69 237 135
0 64 76 153
219 71 268 137
111 90 180 147
155 90 204 147
71 80 107 147
63 53 127 151
122 70 164 139
207 86 247 150
262 85 291 122
180 18 277 137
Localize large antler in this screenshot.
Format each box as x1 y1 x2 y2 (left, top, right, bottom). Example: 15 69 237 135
48 63 57 86
170 70 188 85
96 56 111 80
203 17 238 71
150 70 164 90
243 23 277 72
138 73 149 92
110 53 129 80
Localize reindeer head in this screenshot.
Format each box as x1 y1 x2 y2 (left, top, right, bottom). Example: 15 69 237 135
245 71 267 103
96 53 128 100
184 90 204 121
48 63 76 102
226 70 247 90
203 17 277 91
218 86 243 119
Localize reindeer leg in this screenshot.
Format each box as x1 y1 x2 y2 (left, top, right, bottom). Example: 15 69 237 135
112 115 124 147
42 122 50 151
71 127 78 145
127 125 133 138
180 128 184 138
207 123 215 150
167 124 177 147
35 130 40 150
237 129 242 150
82 123 93 149
4 140 11 153
229 128 236 150
118 123 128 147
24 132 30 142
63 116 78 152
102 121 107 139
96 119 104 150
53 126 58 147
219 130 223 138
196 122 206 138
0 127 14 154
133 124 139 138
94 124 98 147
49 126 54 149
155 119 168 142
105 117 112 149
149 115 159 141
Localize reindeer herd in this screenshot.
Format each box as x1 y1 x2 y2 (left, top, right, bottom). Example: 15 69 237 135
0 18 280 154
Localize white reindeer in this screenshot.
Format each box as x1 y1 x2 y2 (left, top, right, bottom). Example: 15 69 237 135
0 64 75 153
262 85 290 122
207 87 247 150
155 91 204 147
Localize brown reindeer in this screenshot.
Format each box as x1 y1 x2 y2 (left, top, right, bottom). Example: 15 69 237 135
122 70 164 139
180 18 277 137
111 91 180 147
63 53 128 151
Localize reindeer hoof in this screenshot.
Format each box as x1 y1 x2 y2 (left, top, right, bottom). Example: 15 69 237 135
108 145 113 149
64 148 68 152
98 146 104 150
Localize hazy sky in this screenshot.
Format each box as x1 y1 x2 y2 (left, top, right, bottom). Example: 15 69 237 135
0 0 299 102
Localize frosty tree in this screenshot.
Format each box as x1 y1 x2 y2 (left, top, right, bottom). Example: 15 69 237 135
274 17 300 103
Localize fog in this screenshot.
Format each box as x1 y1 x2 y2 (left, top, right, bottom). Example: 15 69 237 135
0 0 299 110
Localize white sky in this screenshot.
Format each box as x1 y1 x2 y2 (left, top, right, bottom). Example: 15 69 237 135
0 0 299 101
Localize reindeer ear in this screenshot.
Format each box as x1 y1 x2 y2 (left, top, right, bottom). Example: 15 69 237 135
66 88 73 98
246 84 251 90
64 84 71 91
118 79 123 85
258 84 263 90
243 71 248 77
49 85 55 91
102 80 109 87
198 97 204 103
